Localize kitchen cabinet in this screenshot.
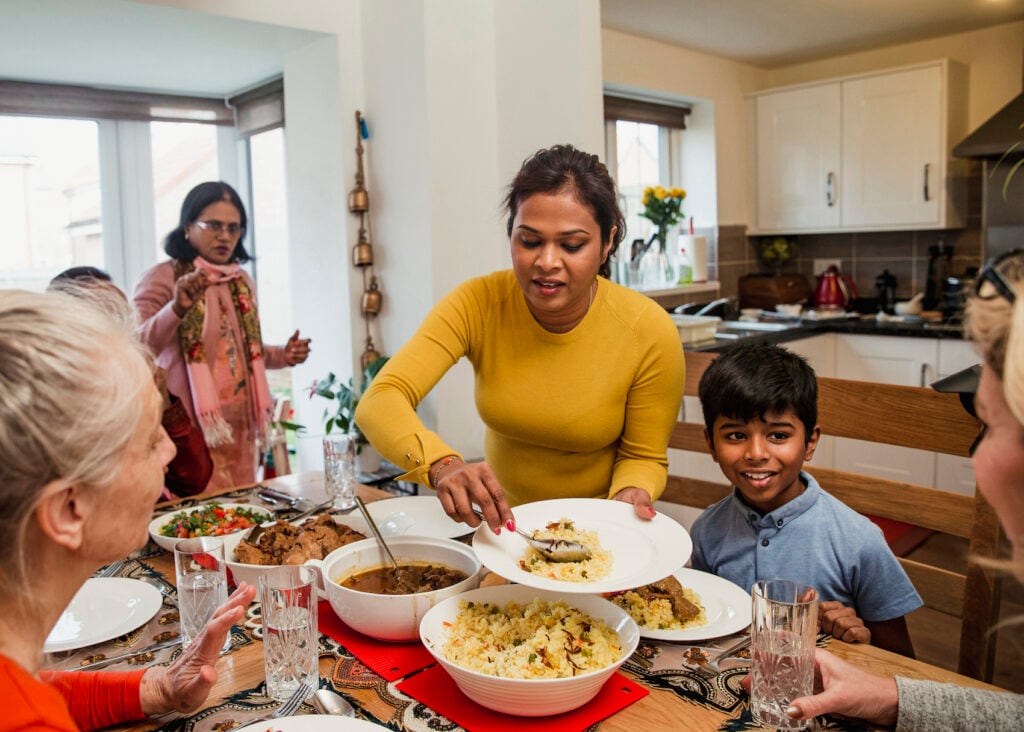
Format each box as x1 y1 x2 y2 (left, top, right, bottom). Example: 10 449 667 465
755 84 840 231
824 334 977 494
751 60 967 234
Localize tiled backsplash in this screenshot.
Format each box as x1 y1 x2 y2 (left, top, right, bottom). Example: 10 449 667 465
714 162 984 303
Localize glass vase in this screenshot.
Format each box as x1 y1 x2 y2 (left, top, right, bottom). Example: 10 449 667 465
640 229 676 289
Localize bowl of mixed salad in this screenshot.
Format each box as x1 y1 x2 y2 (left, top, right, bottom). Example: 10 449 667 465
148 502 272 553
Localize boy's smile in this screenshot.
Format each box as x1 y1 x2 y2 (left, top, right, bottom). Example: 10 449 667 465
705 408 820 514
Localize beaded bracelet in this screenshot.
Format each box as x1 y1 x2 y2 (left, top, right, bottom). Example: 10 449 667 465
430 455 462 488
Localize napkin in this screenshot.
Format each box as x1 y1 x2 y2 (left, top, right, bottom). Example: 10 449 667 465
317 601 434 681
397 665 648 732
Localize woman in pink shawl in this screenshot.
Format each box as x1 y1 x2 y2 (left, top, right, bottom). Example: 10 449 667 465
134 181 310 490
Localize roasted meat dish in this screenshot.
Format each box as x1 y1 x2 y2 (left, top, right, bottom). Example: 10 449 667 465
234 513 366 565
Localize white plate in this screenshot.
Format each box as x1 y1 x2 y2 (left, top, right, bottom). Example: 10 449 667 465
365 495 472 539
148 502 273 553
259 716 384 731
625 568 751 641
472 498 692 594
44 577 162 653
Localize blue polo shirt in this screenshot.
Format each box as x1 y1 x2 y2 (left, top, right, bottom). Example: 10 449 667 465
690 471 922 622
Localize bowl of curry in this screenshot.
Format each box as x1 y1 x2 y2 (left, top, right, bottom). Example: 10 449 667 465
312 536 484 641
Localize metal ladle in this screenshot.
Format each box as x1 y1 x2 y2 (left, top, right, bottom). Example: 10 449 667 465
311 688 355 717
353 496 416 593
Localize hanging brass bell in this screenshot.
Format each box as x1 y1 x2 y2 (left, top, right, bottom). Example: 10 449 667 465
360 342 381 370
352 235 373 267
348 185 369 213
361 278 382 315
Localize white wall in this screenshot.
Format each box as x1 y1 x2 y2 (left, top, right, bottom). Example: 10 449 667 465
602 20 1024 229
141 0 605 462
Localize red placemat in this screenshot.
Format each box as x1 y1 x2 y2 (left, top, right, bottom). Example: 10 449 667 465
317 601 434 681
397 664 648 732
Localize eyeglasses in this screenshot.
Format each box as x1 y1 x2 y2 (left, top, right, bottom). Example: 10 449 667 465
974 249 1024 305
194 220 243 236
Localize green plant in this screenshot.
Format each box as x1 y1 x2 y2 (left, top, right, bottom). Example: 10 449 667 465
310 356 389 438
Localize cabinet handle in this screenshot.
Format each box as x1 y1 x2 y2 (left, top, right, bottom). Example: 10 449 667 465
923 163 930 202
826 172 836 207
920 363 928 388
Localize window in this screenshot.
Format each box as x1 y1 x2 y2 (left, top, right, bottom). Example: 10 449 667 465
0 116 102 291
603 94 690 285
0 80 235 293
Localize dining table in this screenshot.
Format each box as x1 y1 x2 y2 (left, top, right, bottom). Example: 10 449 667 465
46 472 1006 732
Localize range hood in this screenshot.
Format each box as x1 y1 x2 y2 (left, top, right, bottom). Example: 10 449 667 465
953 92 1024 159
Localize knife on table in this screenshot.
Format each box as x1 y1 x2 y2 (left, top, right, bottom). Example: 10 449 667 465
75 638 182 671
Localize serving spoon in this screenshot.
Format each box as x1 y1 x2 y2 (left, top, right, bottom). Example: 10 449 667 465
471 508 592 563
354 496 417 593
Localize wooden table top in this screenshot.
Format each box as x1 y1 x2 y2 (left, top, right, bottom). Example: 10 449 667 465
102 473 1002 732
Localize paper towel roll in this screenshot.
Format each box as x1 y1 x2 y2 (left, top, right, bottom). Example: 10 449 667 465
679 235 708 283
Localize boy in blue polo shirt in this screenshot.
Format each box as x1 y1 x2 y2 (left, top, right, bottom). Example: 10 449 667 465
689 342 920 656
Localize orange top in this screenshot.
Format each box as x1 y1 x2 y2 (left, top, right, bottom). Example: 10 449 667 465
2 655 145 732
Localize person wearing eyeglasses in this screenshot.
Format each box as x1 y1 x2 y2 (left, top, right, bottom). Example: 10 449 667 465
134 181 311 490
782 250 1024 731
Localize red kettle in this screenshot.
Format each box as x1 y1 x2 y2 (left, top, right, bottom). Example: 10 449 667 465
813 265 857 309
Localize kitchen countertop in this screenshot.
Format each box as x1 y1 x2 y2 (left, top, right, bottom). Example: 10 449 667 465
685 314 967 352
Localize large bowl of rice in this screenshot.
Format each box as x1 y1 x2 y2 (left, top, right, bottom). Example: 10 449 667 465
419 584 640 716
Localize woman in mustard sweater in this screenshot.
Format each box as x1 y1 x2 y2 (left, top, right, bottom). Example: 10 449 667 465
355 144 685 533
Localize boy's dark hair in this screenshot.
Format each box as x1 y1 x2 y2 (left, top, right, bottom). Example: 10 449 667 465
698 342 818 445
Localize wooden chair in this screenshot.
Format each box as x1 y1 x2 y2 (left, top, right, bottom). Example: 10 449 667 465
662 350 1005 681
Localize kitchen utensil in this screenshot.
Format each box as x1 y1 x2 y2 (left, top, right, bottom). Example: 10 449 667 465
311 688 356 717
813 265 855 309
703 634 752 673
470 507 592 562
76 637 182 671
240 679 314 728
354 496 401 571
875 269 897 313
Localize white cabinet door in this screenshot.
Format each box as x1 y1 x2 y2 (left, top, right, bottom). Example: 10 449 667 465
935 337 980 496
842 65 943 227
783 334 836 469
755 84 841 231
833 335 938 486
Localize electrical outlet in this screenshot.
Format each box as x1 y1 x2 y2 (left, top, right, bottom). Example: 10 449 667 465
813 258 841 275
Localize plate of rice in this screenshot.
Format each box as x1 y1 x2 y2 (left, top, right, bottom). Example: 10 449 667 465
610 568 751 641
419 584 639 716
472 498 692 593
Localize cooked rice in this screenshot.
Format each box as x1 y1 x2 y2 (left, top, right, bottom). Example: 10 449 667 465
611 584 707 631
441 597 623 678
517 518 612 582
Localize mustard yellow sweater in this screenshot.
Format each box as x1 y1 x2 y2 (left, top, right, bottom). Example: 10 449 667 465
355 271 685 506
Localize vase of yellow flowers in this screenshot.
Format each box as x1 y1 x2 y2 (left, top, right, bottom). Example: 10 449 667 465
639 185 687 288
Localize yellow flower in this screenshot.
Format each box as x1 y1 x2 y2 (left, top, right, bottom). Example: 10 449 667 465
654 186 667 200
669 187 686 199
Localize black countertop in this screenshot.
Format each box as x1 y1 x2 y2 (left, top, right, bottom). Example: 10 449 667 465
685 315 966 352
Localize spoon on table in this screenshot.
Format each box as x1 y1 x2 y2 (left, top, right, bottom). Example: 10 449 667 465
311 688 356 717
470 508 592 563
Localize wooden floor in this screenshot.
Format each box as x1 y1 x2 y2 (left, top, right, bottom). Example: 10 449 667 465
903 532 1023 693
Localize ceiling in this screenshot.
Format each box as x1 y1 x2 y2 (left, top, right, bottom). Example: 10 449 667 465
601 0 1024 68
0 0 325 96
2 1 1022 95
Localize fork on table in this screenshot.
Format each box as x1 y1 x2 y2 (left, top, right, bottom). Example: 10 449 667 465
240 680 314 728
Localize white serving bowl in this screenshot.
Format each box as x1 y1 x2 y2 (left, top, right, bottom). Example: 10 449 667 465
419 584 640 716
225 513 371 589
148 502 272 554
311 536 483 641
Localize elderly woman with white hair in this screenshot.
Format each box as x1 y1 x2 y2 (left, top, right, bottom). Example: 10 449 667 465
0 290 255 731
